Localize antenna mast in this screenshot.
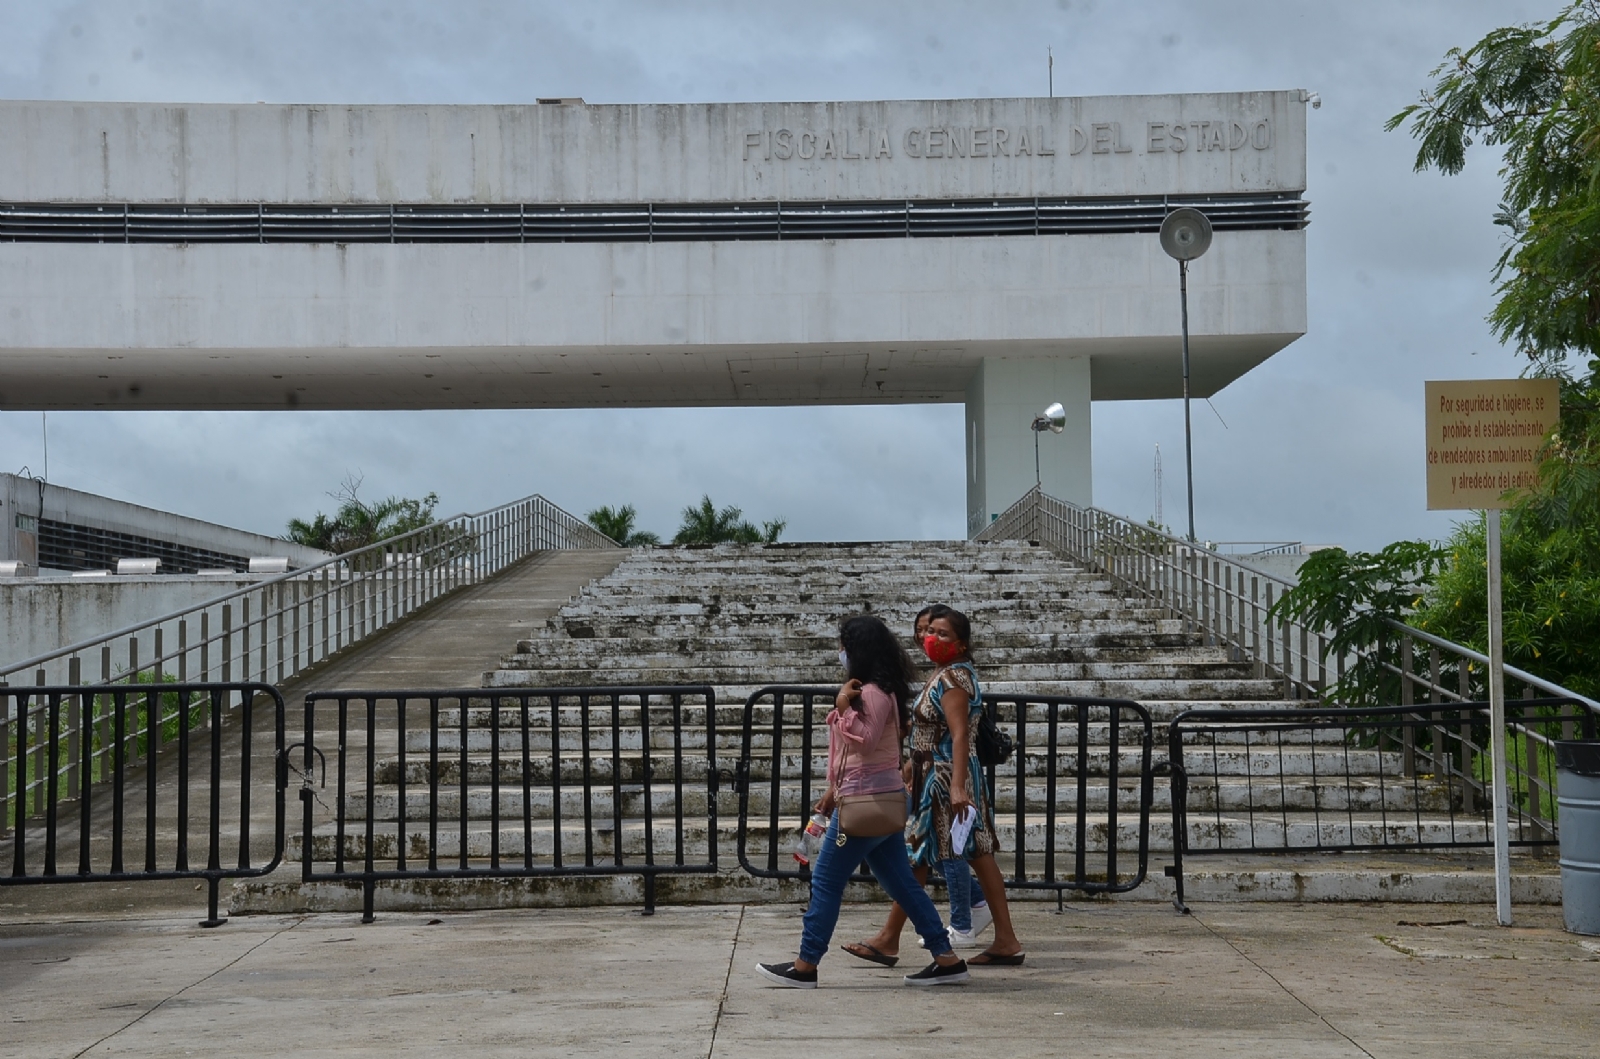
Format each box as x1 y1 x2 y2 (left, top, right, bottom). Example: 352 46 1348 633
1153 443 1163 527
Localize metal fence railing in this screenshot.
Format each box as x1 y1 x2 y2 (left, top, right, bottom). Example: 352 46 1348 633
976 488 1599 712
299 687 723 921
1166 698 1593 910
2 682 286 925
0 494 616 842
976 487 1600 843
735 686 1155 896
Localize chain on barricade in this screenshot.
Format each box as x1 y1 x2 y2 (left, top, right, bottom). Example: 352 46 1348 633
279 743 331 813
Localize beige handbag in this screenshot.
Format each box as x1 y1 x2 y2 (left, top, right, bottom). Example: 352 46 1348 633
834 731 908 839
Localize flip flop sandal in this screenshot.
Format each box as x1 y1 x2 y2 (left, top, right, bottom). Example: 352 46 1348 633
968 951 1027 966
840 942 899 967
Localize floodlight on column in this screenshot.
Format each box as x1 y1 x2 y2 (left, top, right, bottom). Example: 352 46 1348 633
1030 401 1067 488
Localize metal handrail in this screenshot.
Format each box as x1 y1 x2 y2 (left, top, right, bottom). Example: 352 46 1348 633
1 494 616 827
978 487 1599 845
977 486 1598 714
2 493 615 683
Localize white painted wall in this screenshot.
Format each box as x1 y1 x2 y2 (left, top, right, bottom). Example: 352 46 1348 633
0 94 1306 204
966 356 1093 534
0 576 260 671
0 230 1304 410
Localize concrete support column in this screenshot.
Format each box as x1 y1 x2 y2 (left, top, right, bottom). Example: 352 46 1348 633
965 356 1091 537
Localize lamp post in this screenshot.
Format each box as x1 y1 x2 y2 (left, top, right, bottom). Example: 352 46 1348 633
1159 207 1213 543
1030 401 1066 489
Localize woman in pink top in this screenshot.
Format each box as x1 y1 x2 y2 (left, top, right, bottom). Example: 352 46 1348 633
756 615 969 988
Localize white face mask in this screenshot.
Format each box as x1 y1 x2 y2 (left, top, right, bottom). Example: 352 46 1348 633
838 649 850 672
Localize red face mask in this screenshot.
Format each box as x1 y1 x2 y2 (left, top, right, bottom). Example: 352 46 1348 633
923 634 964 666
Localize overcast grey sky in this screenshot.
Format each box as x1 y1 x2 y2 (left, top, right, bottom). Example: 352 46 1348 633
0 0 1555 547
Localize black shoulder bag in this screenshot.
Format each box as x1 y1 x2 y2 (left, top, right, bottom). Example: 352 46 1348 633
974 700 1014 767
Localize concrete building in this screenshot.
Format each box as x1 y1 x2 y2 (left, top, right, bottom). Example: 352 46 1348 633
0 473 328 574
0 473 332 668
0 94 1309 534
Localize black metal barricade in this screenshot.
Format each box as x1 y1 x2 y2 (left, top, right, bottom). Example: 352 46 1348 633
301 686 721 921
1 682 287 925
735 686 1155 897
736 687 872 882
991 693 1155 895
1166 698 1595 912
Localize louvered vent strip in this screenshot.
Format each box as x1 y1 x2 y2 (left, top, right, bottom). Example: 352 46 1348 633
0 193 1307 243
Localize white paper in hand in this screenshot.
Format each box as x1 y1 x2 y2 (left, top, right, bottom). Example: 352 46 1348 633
949 806 977 856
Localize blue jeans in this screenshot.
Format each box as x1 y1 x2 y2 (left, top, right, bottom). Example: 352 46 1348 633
800 811 952 965
941 858 987 932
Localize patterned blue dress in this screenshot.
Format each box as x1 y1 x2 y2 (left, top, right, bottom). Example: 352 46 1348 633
905 661 999 866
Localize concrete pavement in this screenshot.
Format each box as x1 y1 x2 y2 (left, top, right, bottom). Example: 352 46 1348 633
4 900 1597 1058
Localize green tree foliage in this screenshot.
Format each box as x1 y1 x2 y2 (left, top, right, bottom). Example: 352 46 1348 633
672 495 786 544
1414 506 1600 702
585 504 661 547
1370 4 1600 700
1268 543 1446 705
1387 2 1600 370
285 474 441 554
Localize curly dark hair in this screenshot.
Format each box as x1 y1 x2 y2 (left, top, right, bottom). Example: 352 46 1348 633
840 613 916 731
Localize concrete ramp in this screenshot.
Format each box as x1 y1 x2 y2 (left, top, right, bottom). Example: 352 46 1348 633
281 549 628 692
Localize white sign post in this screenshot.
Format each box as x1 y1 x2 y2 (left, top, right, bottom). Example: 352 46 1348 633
1425 379 1559 927
1484 509 1511 925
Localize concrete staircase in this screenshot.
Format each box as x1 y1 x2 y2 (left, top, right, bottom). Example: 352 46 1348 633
256 540 1553 913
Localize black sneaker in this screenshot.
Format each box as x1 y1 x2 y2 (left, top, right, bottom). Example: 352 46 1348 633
903 958 970 986
755 961 818 989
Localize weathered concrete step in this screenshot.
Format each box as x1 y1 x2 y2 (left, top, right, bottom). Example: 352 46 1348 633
576 590 1119 608
509 640 1225 664
340 775 1453 823
520 633 1215 655
484 669 1255 699
550 600 1175 623
495 658 1253 685
230 851 1563 914
565 572 1114 589
553 596 1172 614
441 687 1286 713
291 813 1493 862
367 745 1408 783
426 699 1305 729
547 617 1195 639
399 719 1341 754
293 820 1142 862
595 551 1070 570
485 670 1261 695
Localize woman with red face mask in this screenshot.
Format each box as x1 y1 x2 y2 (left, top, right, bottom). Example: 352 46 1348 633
843 604 1025 967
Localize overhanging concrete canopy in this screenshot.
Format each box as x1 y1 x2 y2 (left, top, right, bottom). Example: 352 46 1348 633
0 93 1310 529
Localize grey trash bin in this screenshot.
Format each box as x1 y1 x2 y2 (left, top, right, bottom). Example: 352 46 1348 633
1556 741 1600 935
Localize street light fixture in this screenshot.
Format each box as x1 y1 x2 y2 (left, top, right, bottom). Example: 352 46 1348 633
1159 207 1213 542
1030 401 1066 489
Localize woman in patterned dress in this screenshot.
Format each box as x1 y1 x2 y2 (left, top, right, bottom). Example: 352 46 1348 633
844 605 1025 966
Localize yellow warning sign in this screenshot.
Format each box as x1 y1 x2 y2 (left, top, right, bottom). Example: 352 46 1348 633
1425 378 1560 510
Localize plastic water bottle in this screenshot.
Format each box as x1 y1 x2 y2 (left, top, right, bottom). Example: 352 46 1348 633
793 812 829 867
